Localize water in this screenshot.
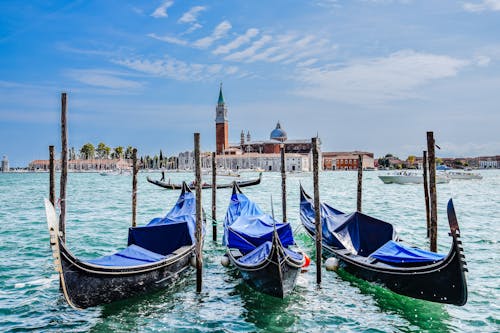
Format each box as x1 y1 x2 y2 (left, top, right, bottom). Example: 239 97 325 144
0 170 498 332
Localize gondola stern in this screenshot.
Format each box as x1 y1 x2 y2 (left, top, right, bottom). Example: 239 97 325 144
446 198 468 306
44 199 83 310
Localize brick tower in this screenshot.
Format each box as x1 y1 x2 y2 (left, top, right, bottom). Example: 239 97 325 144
215 84 228 154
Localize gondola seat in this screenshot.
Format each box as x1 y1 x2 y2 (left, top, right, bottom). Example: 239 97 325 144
85 244 166 267
368 240 445 265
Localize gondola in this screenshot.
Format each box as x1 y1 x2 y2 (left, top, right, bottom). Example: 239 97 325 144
45 182 201 309
299 186 468 306
223 183 305 298
147 172 262 190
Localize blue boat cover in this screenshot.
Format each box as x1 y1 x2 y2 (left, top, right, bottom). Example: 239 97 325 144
86 244 165 266
237 241 272 265
300 188 447 264
300 189 396 256
224 192 295 254
370 240 445 264
85 188 197 267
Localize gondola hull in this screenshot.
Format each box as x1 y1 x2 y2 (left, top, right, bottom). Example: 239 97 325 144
302 226 467 305
57 241 194 309
227 241 303 298
147 173 262 190
300 188 468 306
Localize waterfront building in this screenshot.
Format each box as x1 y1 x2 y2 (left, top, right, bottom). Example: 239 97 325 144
2 155 9 172
479 156 499 168
322 151 374 170
28 158 132 171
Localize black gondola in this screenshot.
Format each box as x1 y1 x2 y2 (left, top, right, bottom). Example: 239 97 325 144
147 173 262 190
45 183 202 309
223 183 305 298
299 186 468 306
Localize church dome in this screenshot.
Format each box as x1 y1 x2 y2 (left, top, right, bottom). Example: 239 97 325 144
270 122 287 142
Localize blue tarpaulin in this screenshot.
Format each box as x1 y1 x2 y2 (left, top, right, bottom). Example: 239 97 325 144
300 187 449 265
85 188 196 267
86 244 166 266
370 240 445 264
237 241 272 265
224 192 295 255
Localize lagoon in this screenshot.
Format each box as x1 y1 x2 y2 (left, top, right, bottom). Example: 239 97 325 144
0 170 498 332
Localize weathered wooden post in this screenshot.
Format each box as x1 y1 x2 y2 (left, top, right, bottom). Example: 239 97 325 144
423 151 431 238
280 145 287 222
357 154 363 212
312 137 322 285
59 93 68 242
211 151 217 242
427 132 438 252
49 145 56 206
132 148 138 228
194 133 203 292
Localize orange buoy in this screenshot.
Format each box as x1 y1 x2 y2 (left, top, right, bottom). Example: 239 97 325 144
302 253 311 268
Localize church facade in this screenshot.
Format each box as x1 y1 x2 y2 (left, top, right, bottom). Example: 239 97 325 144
178 86 319 171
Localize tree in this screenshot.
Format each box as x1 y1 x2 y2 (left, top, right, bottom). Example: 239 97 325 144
159 150 163 168
80 143 95 160
96 142 110 159
125 146 134 159
112 146 124 159
436 157 443 165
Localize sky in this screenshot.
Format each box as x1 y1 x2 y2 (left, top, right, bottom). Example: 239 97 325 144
1 0 499 166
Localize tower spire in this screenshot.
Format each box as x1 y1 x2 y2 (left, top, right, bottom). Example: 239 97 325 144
218 82 224 104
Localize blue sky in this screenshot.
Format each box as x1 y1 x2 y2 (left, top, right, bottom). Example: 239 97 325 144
1 0 499 166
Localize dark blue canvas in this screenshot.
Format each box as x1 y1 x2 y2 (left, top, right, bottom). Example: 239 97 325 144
85 188 196 267
370 240 445 264
237 241 272 265
224 191 295 254
86 244 166 267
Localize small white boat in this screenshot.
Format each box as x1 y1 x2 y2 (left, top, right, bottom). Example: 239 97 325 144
379 171 450 184
446 171 482 180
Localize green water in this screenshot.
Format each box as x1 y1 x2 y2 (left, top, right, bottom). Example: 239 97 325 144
0 170 498 332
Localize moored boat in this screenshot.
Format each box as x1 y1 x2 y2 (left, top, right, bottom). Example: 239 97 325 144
379 171 450 184
446 171 482 180
299 186 468 305
223 183 305 298
45 182 202 309
147 172 262 190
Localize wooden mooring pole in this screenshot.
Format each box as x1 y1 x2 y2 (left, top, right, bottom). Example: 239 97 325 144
132 148 138 228
423 151 431 238
59 93 68 242
280 145 287 222
312 137 322 285
427 132 438 252
211 152 217 242
194 133 203 292
49 145 55 206
357 154 363 212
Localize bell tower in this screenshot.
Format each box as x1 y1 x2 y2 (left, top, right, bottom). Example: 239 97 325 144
215 83 228 154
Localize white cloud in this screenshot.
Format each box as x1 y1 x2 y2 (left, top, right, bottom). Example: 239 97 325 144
463 0 500 12
148 33 188 46
223 33 335 66
293 50 469 104
224 35 273 61
213 28 260 55
183 23 202 34
178 6 206 23
114 56 238 81
474 55 491 66
193 21 232 48
66 69 143 89
151 0 174 18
